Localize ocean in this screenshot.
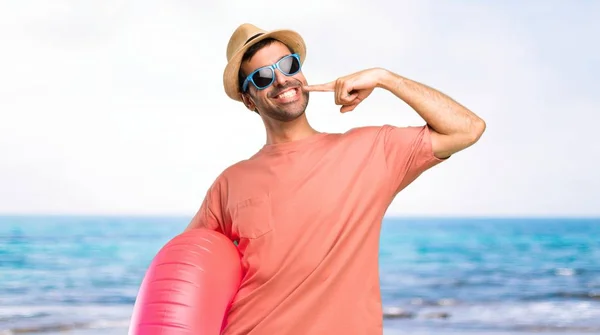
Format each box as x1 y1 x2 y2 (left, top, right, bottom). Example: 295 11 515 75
1 215 599 334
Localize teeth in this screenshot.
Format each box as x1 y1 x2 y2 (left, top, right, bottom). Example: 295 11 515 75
277 89 296 99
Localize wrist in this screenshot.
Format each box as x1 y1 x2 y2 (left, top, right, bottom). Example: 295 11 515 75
376 68 400 91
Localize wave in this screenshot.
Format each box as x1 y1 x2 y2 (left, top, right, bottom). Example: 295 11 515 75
523 291 600 301
513 325 600 333
0 319 130 335
0 305 132 335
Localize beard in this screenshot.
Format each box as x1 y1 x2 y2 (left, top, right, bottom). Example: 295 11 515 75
263 92 309 122
256 80 310 122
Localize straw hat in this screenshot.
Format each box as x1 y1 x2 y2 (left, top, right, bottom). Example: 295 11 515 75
223 23 307 102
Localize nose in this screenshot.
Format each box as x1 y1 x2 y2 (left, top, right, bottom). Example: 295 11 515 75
273 69 288 87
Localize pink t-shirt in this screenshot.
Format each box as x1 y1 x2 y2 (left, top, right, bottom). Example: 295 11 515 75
190 124 444 334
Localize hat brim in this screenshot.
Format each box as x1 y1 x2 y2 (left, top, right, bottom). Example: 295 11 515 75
223 29 306 102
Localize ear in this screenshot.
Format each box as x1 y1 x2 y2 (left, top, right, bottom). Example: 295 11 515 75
240 92 256 112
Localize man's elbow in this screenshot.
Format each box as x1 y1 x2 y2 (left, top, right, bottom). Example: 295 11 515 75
467 117 486 145
430 116 486 159
443 117 485 157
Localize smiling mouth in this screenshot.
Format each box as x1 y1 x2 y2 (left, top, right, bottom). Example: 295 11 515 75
275 88 298 99
271 87 300 102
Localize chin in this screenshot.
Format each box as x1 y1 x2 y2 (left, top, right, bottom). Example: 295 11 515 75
265 93 309 122
267 107 306 122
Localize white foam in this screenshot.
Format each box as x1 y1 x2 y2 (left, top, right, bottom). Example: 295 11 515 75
555 267 576 276
436 300 600 327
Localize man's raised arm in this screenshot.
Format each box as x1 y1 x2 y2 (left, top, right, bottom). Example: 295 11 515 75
378 69 486 159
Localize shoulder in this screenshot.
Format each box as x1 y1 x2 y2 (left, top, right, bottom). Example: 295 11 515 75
344 125 385 136
348 124 432 142
314 125 389 148
336 125 387 143
337 124 415 144
340 124 423 138
212 159 251 184
209 154 265 191
334 124 435 156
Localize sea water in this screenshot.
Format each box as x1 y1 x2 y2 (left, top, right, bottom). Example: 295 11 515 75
1 216 599 334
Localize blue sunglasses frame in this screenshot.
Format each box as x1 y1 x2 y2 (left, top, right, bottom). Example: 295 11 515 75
242 53 302 92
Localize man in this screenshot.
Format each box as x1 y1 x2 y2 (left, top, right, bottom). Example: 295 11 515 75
186 23 485 334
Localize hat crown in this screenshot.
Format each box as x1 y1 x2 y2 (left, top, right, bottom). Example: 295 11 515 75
226 23 267 61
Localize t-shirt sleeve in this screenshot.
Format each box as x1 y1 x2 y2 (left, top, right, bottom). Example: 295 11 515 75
186 178 228 236
381 124 446 195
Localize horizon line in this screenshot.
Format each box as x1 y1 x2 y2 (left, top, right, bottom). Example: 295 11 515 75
0 213 598 220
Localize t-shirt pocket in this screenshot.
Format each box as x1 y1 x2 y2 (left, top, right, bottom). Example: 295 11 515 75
232 194 273 239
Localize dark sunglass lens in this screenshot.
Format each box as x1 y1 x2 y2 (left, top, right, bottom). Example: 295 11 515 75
252 68 274 88
279 56 300 75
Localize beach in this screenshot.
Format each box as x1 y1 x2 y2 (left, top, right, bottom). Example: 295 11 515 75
1 215 599 334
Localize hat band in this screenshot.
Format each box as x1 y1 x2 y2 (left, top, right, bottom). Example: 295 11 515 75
244 33 264 46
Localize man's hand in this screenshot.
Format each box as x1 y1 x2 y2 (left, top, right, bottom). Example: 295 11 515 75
303 68 387 113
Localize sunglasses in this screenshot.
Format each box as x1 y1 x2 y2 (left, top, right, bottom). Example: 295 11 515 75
242 53 302 92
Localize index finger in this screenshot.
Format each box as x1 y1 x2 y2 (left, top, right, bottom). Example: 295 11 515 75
302 81 335 92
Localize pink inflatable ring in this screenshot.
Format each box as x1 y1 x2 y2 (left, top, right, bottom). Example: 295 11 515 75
128 228 242 335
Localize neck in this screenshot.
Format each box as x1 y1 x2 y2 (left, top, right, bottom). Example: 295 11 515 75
262 114 319 145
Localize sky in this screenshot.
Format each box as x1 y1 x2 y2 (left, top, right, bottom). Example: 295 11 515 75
0 0 598 218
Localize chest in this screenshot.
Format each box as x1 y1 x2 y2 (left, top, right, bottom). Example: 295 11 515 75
225 145 389 242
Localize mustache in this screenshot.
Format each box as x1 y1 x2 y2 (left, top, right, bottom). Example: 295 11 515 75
268 80 303 98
